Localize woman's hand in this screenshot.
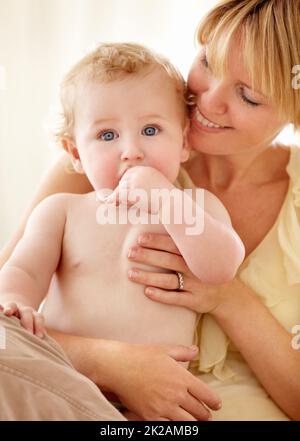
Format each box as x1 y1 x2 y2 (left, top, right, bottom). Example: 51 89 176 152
97 341 221 421
127 233 237 315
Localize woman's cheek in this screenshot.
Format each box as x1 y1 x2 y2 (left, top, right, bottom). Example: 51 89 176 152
187 64 206 95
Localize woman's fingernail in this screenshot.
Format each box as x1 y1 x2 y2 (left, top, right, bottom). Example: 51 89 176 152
145 287 155 295
128 247 137 258
36 332 44 338
190 345 198 351
138 235 149 245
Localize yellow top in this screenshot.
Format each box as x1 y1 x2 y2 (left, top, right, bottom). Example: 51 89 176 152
178 145 300 420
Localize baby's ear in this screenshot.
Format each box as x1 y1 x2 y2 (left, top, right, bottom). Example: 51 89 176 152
61 137 85 174
180 121 191 163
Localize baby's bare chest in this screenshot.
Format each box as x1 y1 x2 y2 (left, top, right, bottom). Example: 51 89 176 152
44 200 196 346
59 203 166 275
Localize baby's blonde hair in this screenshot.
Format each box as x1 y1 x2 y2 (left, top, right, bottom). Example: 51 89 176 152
54 42 187 145
196 0 300 129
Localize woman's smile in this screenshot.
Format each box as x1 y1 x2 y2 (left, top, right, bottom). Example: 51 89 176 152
191 106 232 134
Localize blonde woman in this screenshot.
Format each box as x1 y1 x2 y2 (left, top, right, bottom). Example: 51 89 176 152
0 0 300 421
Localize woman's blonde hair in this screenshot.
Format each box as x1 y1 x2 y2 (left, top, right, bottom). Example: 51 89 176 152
196 0 300 129
54 42 187 145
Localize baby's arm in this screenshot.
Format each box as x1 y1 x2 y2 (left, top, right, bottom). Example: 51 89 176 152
161 187 245 283
0 152 92 269
0 194 67 332
105 165 244 283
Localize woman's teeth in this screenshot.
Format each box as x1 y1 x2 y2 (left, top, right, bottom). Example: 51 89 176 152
195 108 225 129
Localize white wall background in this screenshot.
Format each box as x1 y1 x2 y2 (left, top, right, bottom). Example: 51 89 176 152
0 0 298 248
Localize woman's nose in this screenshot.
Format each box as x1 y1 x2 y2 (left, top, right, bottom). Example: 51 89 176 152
201 80 228 115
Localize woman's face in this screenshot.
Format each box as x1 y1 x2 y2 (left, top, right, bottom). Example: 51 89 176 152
187 38 287 156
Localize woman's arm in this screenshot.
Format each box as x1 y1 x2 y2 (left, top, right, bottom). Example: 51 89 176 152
128 233 300 420
46 328 221 420
0 152 92 269
211 281 300 421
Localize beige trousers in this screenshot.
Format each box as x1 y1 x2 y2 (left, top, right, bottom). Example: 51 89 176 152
0 312 126 421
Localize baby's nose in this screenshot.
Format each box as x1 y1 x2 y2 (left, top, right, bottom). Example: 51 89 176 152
120 143 144 161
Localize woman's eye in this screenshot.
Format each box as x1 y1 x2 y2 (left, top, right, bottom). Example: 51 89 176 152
239 88 260 107
142 126 159 136
201 55 209 68
98 130 118 141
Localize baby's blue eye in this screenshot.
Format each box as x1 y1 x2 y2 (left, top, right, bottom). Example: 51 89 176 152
99 130 118 141
142 126 159 136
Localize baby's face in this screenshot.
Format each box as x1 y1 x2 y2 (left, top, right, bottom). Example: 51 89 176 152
71 68 189 192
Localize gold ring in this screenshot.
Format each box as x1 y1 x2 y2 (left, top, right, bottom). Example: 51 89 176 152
176 271 184 291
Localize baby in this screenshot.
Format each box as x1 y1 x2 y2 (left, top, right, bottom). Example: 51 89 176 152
0 43 244 368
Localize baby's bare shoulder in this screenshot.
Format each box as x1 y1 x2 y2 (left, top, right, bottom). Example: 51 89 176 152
39 192 92 211
26 192 92 232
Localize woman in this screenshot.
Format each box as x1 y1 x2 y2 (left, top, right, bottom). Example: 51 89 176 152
1 0 299 421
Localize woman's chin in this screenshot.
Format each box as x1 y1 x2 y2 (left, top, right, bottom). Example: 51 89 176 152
188 130 234 155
